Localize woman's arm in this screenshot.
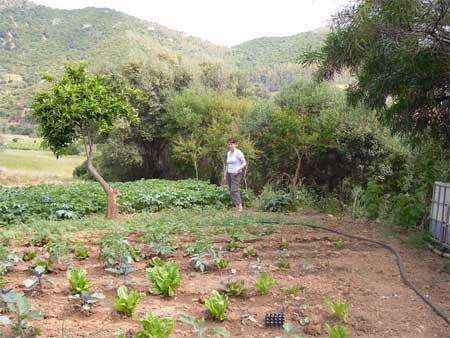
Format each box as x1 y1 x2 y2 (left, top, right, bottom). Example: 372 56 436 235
233 152 247 175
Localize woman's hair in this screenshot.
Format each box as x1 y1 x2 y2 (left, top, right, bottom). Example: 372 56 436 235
227 138 237 144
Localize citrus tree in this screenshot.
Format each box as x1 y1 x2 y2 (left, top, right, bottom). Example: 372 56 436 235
31 62 138 219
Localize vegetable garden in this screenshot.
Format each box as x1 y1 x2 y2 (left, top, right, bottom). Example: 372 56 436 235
0 185 448 337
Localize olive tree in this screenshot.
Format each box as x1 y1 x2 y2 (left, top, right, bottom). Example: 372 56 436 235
31 62 138 219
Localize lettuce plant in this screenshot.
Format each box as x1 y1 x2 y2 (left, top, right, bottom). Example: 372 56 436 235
146 261 181 297
133 312 174 338
67 268 90 295
325 323 349 338
325 300 348 321
113 285 145 317
205 290 228 321
254 272 277 295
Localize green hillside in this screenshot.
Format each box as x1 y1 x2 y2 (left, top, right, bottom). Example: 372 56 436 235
0 0 332 131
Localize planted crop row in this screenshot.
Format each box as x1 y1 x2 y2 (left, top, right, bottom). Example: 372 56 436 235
0 179 252 225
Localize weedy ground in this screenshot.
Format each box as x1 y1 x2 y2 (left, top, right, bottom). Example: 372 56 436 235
0 209 449 338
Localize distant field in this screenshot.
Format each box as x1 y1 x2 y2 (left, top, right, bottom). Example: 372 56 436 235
0 149 84 185
1 134 45 151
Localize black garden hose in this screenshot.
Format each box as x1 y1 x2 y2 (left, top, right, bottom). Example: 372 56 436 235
259 220 450 327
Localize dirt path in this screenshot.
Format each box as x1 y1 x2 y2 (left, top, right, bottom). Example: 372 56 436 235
2 212 449 338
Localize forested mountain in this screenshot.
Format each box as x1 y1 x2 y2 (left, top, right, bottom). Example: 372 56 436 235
0 0 331 131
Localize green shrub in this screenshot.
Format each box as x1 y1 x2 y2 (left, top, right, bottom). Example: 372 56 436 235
259 190 290 212
392 189 427 228
364 178 384 219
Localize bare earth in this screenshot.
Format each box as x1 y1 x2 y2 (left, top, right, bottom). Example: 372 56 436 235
2 212 450 338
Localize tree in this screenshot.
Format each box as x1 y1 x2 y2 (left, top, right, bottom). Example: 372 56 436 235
31 62 137 219
303 0 450 146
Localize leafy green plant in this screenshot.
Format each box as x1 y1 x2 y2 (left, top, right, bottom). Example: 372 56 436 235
280 238 289 250
190 254 210 272
364 178 384 219
67 268 91 295
133 313 174 338
144 230 174 256
334 240 345 250
113 285 145 317
23 265 53 291
46 238 70 264
100 233 136 282
325 300 348 321
243 246 257 257
146 261 181 297
283 322 305 338
30 258 53 274
179 314 230 338
0 291 43 336
392 189 427 228
71 242 89 260
258 189 290 212
226 241 238 251
325 323 349 338
224 280 247 297
69 290 105 315
147 256 164 268
205 291 228 321
281 284 301 296
254 272 277 295
278 250 290 269
22 250 36 262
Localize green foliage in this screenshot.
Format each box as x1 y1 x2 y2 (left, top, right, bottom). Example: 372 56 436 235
304 0 450 148
46 238 70 264
364 179 384 219
0 179 242 225
67 268 91 295
259 190 290 212
179 314 230 338
112 285 145 317
283 322 305 338
254 272 277 295
325 300 348 321
224 280 247 297
72 242 89 260
280 285 301 296
325 323 350 338
204 290 229 321
31 61 137 157
392 189 427 228
99 233 136 280
0 291 43 336
134 313 174 338
243 246 257 258
146 261 181 297
69 290 105 314
22 250 36 262
280 238 289 250
278 250 290 269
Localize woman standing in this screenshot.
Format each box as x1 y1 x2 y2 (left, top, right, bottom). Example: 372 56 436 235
223 138 247 211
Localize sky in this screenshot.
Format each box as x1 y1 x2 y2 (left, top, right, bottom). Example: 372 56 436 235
32 0 350 46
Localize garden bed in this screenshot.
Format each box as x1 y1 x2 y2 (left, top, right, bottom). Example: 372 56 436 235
0 210 449 337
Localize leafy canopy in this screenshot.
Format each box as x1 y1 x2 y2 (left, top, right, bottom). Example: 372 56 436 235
31 61 138 157
303 0 450 142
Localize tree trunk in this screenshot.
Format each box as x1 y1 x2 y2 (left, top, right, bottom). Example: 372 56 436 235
82 129 118 220
86 158 119 219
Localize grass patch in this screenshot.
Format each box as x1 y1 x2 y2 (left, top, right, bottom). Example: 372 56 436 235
400 231 430 249
2 134 44 151
0 149 84 185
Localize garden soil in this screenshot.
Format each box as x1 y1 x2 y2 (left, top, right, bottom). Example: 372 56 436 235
2 212 449 338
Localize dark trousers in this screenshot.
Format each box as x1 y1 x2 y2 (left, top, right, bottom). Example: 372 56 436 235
227 172 242 206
